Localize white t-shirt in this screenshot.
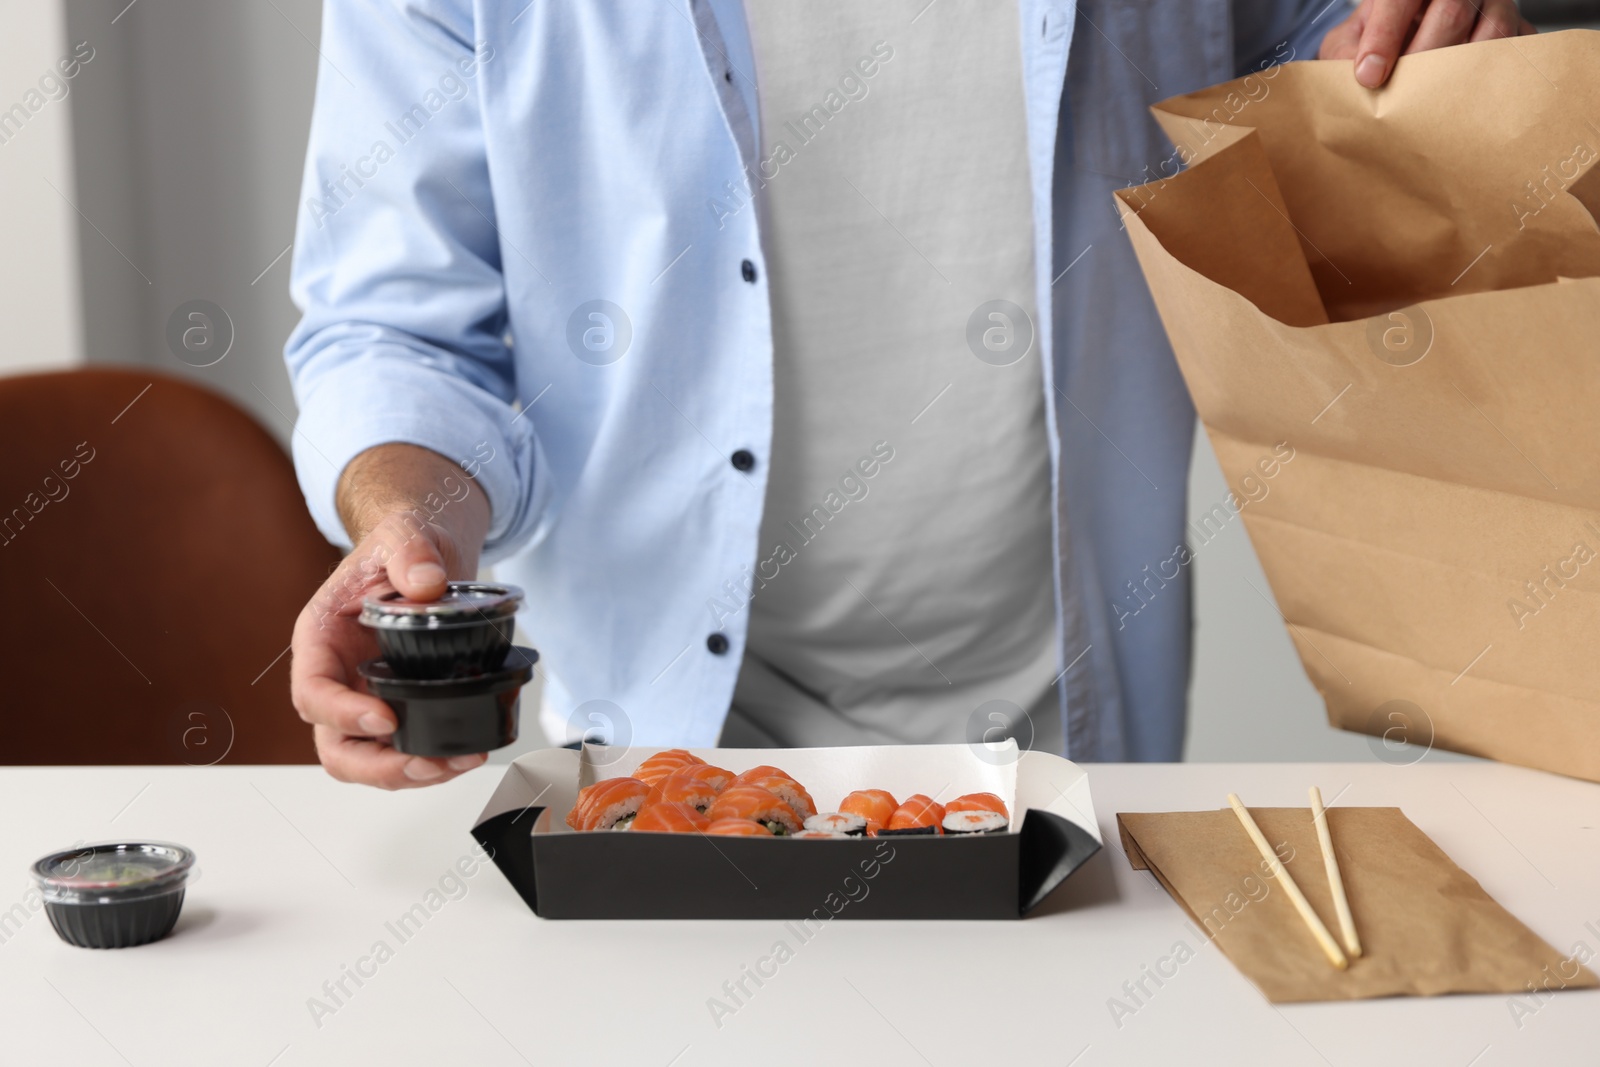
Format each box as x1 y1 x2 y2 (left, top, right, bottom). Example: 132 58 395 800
723 0 1062 750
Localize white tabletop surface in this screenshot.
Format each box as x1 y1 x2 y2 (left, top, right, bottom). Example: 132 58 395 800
3 760 1597 1066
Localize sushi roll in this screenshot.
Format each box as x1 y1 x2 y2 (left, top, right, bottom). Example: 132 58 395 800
630 801 711 833
791 829 850 839
707 785 804 836
729 764 793 787
839 789 898 835
803 812 868 837
644 772 721 814
672 763 734 793
942 810 1009 835
740 774 817 820
634 748 706 786
705 818 773 837
884 794 946 835
945 792 1010 820
566 777 650 831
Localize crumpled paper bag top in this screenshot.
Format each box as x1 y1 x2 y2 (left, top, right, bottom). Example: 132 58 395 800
1137 30 1600 324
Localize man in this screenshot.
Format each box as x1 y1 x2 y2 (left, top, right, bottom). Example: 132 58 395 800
286 0 1533 789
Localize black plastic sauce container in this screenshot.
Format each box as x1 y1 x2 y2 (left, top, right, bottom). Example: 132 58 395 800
358 582 537 757
361 646 537 756
359 582 522 678
32 843 194 949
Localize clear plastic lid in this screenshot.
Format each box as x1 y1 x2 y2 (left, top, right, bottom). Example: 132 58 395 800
32 842 195 904
360 582 523 630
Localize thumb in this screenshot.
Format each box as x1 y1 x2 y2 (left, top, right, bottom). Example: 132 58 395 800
386 521 450 600
1353 0 1423 88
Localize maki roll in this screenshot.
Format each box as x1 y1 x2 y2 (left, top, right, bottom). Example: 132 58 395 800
839 789 898 835
728 764 793 787
740 774 817 821
566 777 650 831
945 792 1010 820
705 818 773 837
673 763 734 793
707 786 804 835
883 794 946 835
635 748 706 786
942 810 1009 835
803 812 868 837
631 801 712 833
644 773 721 814
791 829 850 839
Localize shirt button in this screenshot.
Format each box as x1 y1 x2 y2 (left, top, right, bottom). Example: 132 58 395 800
706 633 730 655
741 259 757 284
730 449 755 471
724 69 733 83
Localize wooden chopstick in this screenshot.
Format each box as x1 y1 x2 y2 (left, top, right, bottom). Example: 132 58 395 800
1226 793 1349 970
1309 786 1362 959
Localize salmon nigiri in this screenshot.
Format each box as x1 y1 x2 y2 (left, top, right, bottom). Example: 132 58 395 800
839 789 898 834
566 777 650 831
634 748 706 786
631 801 711 833
944 792 1009 820
705 817 773 837
706 785 803 835
886 794 946 834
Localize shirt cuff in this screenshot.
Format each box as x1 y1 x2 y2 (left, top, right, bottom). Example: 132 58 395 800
290 351 545 562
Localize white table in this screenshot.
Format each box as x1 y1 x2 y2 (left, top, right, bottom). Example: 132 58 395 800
3 761 1596 1066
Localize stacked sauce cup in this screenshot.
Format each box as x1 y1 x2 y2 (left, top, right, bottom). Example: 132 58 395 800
357 582 538 757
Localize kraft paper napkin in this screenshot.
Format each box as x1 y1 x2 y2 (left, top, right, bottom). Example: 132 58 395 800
1117 807 1597 1003
1116 31 1600 781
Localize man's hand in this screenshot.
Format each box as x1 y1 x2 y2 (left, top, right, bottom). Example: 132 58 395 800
1320 0 1536 88
291 443 493 789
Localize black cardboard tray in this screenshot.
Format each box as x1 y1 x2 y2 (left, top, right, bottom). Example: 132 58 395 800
471 743 1102 920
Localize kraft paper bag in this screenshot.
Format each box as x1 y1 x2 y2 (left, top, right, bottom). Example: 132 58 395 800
1115 31 1600 781
1118 807 1598 1003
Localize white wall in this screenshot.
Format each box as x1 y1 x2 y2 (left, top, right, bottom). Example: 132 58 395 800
0 0 84 374
61 0 318 441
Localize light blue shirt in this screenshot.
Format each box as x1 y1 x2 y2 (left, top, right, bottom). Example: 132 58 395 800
286 0 1337 760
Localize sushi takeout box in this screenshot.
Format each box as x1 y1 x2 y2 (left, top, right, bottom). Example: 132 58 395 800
471 742 1102 919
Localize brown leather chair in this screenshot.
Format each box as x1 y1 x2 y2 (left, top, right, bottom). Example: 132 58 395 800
0 368 339 764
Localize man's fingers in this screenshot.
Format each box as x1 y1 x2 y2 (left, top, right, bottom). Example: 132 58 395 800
1407 0 1480 53
314 727 487 790
382 519 450 600
1319 0 1371 60
1354 0 1425 86
1469 0 1531 42
297 673 396 734
289 606 393 731
1319 17 1363 60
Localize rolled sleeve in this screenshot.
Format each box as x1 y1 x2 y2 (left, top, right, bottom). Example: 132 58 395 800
283 0 546 561
290 335 546 561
